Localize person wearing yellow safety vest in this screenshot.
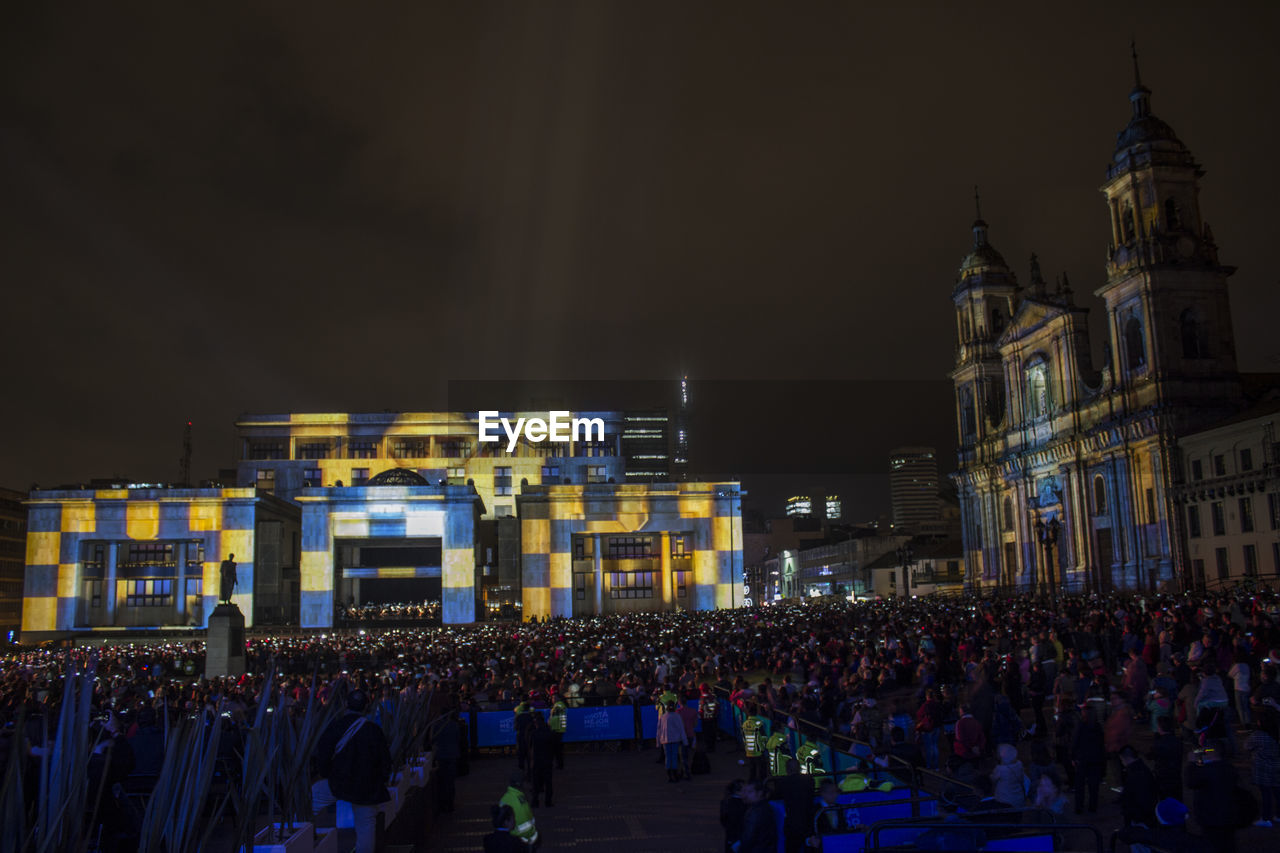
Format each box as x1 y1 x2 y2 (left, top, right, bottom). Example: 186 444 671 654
497 771 539 849
765 730 790 778
796 737 825 789
547 696 567 770
740 702 770 783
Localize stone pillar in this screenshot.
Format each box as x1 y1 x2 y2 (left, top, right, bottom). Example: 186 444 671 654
175 541 188 620
105 542 119 626
659 531 672 610
593 534 603 616
206 603 246 678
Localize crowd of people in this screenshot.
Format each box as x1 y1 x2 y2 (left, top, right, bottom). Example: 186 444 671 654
340 600 442 623
1 588 1279 851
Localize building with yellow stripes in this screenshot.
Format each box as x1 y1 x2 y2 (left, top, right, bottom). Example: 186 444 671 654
20 411 743 636
22 487 298 636
518 482 744 618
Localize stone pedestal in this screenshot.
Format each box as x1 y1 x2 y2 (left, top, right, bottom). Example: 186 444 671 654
206 603 246 678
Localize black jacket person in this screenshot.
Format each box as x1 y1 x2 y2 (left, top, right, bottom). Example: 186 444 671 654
315 690 391 806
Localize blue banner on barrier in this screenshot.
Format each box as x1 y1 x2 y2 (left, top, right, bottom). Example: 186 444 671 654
640 705 658 739
476 710 517 747
564 705 634 742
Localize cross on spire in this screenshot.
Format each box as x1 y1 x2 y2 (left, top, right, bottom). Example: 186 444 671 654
974 185 983 222
1131 36 1142 89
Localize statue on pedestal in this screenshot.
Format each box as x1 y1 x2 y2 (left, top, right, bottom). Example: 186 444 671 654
219 554 237 604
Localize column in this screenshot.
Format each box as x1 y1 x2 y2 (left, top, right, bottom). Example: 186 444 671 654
593 534 603 616
105 542 119 626
175 541 188 621
659 532 672 610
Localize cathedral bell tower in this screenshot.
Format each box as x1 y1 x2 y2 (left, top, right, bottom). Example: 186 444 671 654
1096 45 1239 412
951 190 1020 450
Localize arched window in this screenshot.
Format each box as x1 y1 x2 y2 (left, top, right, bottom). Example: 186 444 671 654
1124 316 1146 370
1093 474 1107 515
1026 361 1049 418
1164 198 1180 230
1122 205 1136 242
991 307 1005 335
1003 497 1014 532
1181 309 1208 359
960 386 977 439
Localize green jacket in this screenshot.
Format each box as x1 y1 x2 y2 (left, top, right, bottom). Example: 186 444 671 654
499 785 538 845
766 731 790 777
742 715 769 757
549 702 567 734
797 739 824 787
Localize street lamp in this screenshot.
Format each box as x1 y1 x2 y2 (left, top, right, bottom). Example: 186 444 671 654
895 543 914 598
1035 513 1061 607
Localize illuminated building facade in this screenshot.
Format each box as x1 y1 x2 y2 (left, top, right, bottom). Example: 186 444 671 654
785 495 813 518
952 62 1257 593
234 411 626 518
21 412 742 635
1170 403 1280 588
825 495 842 522
21 487 299 636
517 481 743 618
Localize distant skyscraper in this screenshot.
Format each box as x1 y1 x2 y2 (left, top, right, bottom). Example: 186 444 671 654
890 447 941 534
673 374 690 478
786 491 840 521
786 495 813 517
622 410 671 481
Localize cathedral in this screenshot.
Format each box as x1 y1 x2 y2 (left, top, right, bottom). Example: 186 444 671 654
951 54 1254 594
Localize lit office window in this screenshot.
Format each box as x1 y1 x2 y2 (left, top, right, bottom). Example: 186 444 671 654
610 571 653 599
391 438 429 459
608 536 653 559
298 441 332 460
348 440 378 459
494 467 513 496
125 579 173 608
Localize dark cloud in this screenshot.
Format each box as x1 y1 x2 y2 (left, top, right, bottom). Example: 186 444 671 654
2 2 1278 509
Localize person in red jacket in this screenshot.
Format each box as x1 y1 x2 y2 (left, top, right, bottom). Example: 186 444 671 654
953 703 986 771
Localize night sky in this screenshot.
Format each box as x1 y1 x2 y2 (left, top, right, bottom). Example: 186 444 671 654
3 3 1278 518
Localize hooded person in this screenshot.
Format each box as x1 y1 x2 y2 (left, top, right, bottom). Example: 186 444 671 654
990 743 1028 807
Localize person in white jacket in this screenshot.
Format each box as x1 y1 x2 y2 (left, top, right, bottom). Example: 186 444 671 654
656 700 689 783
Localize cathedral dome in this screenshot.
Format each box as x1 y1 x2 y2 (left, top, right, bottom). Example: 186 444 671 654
957 214 1010 280
366 467 429 486
1115 111 1183 151
959 234 1009 276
